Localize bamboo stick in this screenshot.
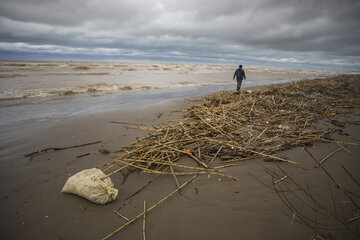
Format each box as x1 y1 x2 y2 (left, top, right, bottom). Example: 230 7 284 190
116 159 238 180
208 145 223 165
24 140 101 158
205 138 298 164
315 148 342 168
102 175 197 240
143 201 146 240
102 165 128 180
113 210 130 222
168 158 181 192
274 175 288 184
117 158 221 172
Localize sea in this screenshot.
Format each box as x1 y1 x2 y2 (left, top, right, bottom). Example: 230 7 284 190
0 60 339 124
0 60 339 159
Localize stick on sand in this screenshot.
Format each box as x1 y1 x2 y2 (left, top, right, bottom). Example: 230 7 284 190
102 174 197 240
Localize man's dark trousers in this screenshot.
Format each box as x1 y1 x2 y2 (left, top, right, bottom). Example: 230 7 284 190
237 79 242 91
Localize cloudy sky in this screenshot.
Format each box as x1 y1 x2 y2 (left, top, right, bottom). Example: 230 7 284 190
0 0 359 71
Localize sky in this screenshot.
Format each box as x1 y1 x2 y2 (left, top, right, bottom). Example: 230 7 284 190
0 0 359 71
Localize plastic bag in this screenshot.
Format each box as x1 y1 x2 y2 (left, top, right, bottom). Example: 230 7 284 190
62 168 118 204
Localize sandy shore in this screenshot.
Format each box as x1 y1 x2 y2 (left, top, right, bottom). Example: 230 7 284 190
0 79 359 240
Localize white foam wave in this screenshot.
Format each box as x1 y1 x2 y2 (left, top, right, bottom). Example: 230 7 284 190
0 60 344 102
0 79 237 101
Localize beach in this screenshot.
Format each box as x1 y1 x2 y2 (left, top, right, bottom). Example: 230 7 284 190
0 65 359 239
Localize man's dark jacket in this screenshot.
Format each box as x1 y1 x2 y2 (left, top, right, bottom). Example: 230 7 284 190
233 68 246 81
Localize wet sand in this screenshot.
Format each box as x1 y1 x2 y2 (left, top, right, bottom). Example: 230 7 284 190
0 82 359 240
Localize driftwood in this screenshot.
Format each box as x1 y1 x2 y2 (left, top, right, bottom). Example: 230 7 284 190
110 121 145 126
99 75 360 239
25 141 101 159
76 153 90 158
102 76 360 180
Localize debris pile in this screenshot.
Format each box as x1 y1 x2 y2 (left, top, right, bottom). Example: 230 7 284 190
103 75 360 177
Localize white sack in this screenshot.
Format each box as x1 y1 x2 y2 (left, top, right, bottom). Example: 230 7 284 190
62 168 118 204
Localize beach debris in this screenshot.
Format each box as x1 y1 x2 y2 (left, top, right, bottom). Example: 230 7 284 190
102 175 197 240
93 75 359 238
263 158 286 163
62 168 118 204
289 90 306 97
113 210 130 222
290 212 296 224
305 147 360 210
99 76 359 183
24 140 101 160
98 149 110 154
314 147 342 168
263 145 360 239
274 175 288 184
143 201 146 240
110 121 145 126
157 112 164 118
76 153 90 158
277 124 290 131
348 213 360 223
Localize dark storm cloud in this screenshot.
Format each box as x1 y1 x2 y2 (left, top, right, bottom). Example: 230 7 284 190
0 0 359 70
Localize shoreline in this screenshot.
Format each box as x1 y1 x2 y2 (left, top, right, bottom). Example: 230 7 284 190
1 76 359 239
0 83 286 161
0 79 302 125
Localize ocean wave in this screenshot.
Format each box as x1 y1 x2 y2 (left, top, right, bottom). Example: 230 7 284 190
0 83 149 100
0 80 230 101
0 60 344 103
0 73 28 78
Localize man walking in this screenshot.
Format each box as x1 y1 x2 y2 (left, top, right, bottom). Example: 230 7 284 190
233 65 246 91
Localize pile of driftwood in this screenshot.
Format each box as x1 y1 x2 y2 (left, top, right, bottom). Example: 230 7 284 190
102 75 360 239
103 75 360 178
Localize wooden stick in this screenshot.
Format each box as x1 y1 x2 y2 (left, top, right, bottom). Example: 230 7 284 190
342 165 360 188
315 147 342 168
143 201 146 240
101 165 128 180
24 140 101 157
53 140 102 150
208 145 223 165
248 99 256 116
213 164 235 169
321 139 360 146
111 121 145 126
102 175 197 240
168 158 181 193
205 138 298 164
336 142 352 153
115 159 237 180
250 127 268 144
76 153 90 158
348 214 360 223
162 145 208 168
113 210 130 222
274 175 288 184
119 158 221 172
124 125 158 131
